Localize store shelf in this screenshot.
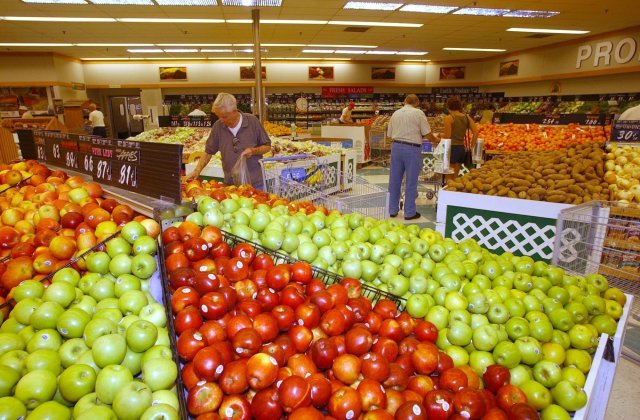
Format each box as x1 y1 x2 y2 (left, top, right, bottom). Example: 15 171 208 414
599 265 640 282
604 237 640 253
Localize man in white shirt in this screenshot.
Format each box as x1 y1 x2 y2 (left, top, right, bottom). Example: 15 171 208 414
387 94 438 220
619 104 640 121
88 103 106 137
188 104 207 117
339 101 355 124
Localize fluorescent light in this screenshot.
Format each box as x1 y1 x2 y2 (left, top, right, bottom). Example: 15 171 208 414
236 48 267 53
163 49 199 53
3 16 116 22
21 0 87 4
503 10 559 18
302 49 334 53
156 0 216 5
88 0 152 4
0 42 74 46
81 57 134 60
309 44 377 48
399 5 458 14
507 27 590 34
443 47 506 52
263 57 351 61
200 49 233 52
365 50 398 54
142 57 203 60
261 19 328 25
221 0 282 6
397 51 428 55
77 43 155 46
344 2 402 11
233 44 253 46
335 50 367 54
157 43 232 46
328 20 422 27
226 19 253 23
127 48 164 53
118 18 224 23
404 59 430 62
453 8 510 16
262 43 306 47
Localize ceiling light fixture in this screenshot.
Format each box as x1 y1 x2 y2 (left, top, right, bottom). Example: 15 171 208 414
343 2 403 11
0 42 74 46
309 44 377 48
507 27 590 34
262 43 306 47
156 0 216 5
503 10 559 18
328 20 423 27
21 0 87 4
88 0 152 5
3 16 116 22
127 48 164 53
404 59 430 62
261 19 328 24
200 49 233 52
221 0 282 6
443 47 506 52
118 17 225 22
397 51 428 55
453 8 510 16
163 48 199 53
302 49 334 53
157 43 232 46
334 50 367 54
142 57 204 60
365 50 398 54
399 4 458 14
77 43 155 46
81 57 134 60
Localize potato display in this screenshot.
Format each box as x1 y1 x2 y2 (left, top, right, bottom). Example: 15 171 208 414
447 142 610 204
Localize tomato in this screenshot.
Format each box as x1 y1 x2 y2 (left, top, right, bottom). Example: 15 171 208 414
291 261 313 285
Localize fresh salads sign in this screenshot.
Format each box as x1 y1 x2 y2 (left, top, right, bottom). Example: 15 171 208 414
321 86 374 98
576 36 640 69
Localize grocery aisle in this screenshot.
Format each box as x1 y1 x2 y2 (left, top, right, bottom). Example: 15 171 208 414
359 165 437 228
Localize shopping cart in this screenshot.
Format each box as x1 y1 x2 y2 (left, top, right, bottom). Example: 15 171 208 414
332 172 390 219
369 129 390 167
398 150 445 210
553 201 640 361
260 154 331 202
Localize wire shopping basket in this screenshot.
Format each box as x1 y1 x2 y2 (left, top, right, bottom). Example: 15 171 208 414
260 154 329 201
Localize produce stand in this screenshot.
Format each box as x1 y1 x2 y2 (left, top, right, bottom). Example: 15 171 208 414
1 117 68 163
321 124 370 164
436 189 574 261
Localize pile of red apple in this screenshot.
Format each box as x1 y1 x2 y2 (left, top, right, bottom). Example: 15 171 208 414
163 224 542 419
0 160 157 299
182 179 323 215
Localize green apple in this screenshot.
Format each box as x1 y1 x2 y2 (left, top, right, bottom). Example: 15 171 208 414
58 364 96 402
467 293 489 314
83 318 117 348
529 319 553 343
564 349 592 374
12 280 45 302
141 404 179 420
541 404 571 420
520 379 552 410
387 275 409 297
604 287 627 306
515 337 543 366
59 338 89 368
112 381 153 420
406 294 430 318
449 309 471 325
504 298 526 318
590 314 617 336
426 306 449 331
94 308 123 326
26 400 71 419
469 350 494 376
92 334 127 368
568 324 598 350
586 273 608 292
444 292 468 311
533 360 563 388
561 366 586 388
0 396 26 419
27 329 62 353
551 380 587 411
14 369 57 410
43 281 76 308
565 302 589 325
0 365 20 397
151 390 180 412
486 303 509 324
541 342 566 365
119 290 148 316
445 345 469 367
447 321 472 347
472 325 499 351
604 299 623 320
470 314 489 330
505 317 530 341
493 341 521 369
141 358 177 391
509 365 532 387
548 286 570 306
126 320 158 353
25 349 61 375
57 308 91 339
96 364 134 404
522 295 543 313
73 392 107 418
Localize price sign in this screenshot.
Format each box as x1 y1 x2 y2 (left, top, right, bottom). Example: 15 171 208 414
91 138 114 182
160 116 213 128
60 135 79 171
112 140 140 189
44 131 65 165
77 135 95 175
583 115 601 126
611 121 640 142
541 115 560 125
33 131 47 161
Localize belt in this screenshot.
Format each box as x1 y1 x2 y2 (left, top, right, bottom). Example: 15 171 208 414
392 139 421 148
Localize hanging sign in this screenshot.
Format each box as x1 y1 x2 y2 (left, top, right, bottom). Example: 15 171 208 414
611 120 640 142
321 86 374 98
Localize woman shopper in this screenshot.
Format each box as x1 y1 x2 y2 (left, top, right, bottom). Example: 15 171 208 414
443 96 478 179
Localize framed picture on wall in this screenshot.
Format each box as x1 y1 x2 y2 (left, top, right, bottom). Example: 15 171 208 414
159 67 187 80
499 59 519 76
371 67 396 80
309 66 334 80
240 66 267 80
439 66 465 80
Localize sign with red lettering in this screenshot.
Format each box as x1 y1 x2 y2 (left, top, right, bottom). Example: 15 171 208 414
321 86 374 98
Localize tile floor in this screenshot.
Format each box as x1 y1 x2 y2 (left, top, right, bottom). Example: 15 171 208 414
359 164 640 417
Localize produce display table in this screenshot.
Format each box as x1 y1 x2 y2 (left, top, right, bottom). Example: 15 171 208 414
321 124 370 164
436 189 573 261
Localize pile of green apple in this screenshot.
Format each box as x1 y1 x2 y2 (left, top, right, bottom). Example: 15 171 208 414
0 221 180 419
186 195 628 416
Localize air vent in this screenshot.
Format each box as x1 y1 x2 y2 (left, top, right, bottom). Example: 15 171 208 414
525 33 554 38
344 26 370 32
